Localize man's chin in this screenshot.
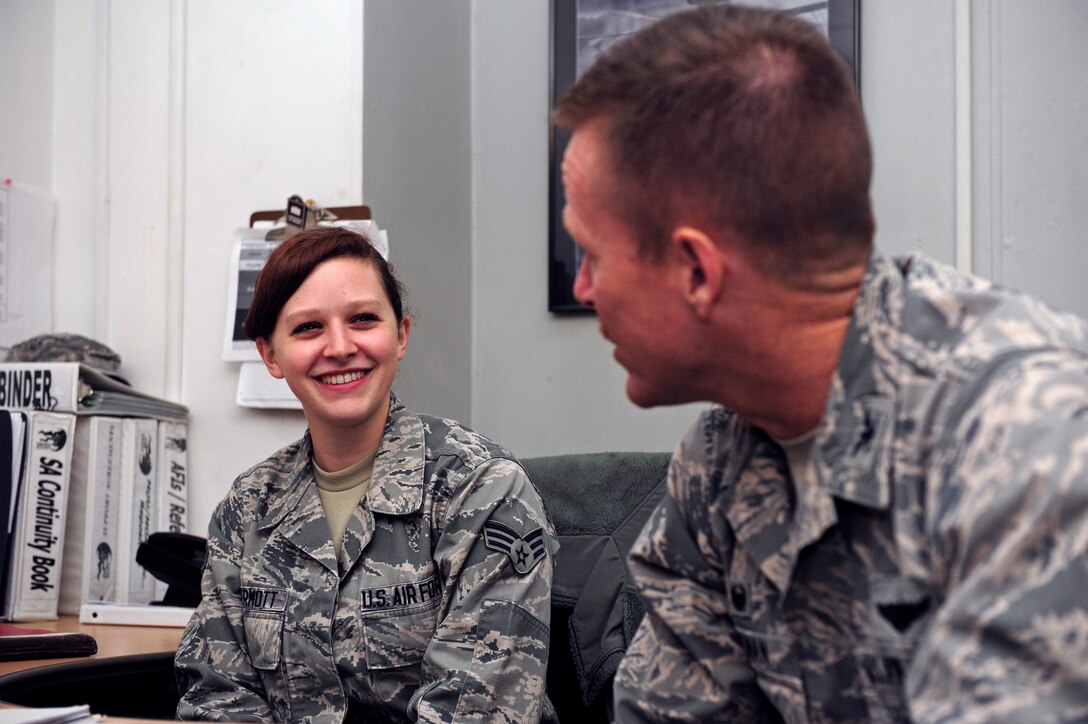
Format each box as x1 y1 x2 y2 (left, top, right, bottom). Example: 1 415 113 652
625 378 665 409
625 375 699 409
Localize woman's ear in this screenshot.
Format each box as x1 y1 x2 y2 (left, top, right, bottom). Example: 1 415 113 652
255 337 285 379
396 317 411 361
671 226 725 319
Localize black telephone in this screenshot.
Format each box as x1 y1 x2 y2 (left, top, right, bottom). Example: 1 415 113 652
136 532 207 608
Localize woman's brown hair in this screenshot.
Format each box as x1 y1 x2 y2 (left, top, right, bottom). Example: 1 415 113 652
243 227 406 340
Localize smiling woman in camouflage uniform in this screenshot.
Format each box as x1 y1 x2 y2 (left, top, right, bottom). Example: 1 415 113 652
175 227 558 723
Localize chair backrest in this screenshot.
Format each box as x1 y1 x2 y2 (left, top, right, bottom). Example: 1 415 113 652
522 452 670 723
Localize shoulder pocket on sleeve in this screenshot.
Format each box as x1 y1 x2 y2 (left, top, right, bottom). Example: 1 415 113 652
453 599 549 721
469 599 548 667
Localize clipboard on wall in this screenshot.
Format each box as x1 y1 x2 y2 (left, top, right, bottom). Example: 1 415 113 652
248 196 372 233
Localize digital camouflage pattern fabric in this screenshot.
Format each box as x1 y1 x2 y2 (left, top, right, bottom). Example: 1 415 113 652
175 396 559 723
5 332 122 372
614 254 1088 723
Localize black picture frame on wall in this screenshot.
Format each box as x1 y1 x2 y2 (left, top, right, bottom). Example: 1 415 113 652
548 0 861 313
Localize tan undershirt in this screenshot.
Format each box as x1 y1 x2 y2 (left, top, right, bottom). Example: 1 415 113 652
773 428 830 541
313 452 376 557
775 427 818 495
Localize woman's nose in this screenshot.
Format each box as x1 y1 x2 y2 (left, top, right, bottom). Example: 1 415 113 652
323 324 356 358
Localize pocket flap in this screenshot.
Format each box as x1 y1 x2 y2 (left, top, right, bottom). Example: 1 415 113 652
363 599 440 670
244 612 284 671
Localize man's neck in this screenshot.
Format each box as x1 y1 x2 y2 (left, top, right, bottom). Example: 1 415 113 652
709 263 866 439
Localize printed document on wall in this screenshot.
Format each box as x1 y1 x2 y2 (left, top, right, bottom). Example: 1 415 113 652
222 227 276 362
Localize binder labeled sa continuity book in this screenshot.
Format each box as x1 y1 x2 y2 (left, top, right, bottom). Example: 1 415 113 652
3 410 77 621
0 362 188 421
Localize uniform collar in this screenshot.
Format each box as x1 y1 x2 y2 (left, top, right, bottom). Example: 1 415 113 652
812 254 900 511
259 434 319 531
722 417 829 594
259 393 426 531
254 436 337 572
367 394 427 516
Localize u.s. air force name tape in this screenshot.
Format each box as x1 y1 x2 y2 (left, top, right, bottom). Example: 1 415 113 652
483 520 547 575
360 575 442 611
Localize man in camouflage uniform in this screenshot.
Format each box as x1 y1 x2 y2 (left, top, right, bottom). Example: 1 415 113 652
175 396 559 722
555 4 1088 722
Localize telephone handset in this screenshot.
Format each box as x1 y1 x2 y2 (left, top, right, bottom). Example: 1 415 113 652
136 532 207 608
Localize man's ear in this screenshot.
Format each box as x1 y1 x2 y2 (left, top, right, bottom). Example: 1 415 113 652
671 226 724 319
255 338 285 379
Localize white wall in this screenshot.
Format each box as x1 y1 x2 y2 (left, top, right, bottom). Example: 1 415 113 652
864 0 1088 322
2 0 1086 535
361 1 473 425
469 2 705 457
864 1 958 262
1 0 363 533
970 1 1088 316
361 0 703 458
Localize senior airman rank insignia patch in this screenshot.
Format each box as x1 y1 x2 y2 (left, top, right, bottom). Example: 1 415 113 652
483 520 547 575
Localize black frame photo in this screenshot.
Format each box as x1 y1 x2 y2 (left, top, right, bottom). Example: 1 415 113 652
548 0 861 313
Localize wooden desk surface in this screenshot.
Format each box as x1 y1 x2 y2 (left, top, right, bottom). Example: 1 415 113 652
0 614 184 676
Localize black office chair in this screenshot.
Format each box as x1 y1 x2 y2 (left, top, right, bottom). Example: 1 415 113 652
523 451 670 724
0 650 178 719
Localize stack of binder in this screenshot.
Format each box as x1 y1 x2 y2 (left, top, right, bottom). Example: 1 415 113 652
0 362 190 623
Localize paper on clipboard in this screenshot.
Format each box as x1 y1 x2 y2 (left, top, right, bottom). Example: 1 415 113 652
222 227 276 362
236 361 302 410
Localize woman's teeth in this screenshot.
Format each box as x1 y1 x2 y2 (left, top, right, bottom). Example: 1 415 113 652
322 371 365 385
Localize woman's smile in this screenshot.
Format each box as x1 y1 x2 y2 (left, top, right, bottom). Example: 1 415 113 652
316 369 370 386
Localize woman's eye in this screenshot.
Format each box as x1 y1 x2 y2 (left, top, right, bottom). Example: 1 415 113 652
291 322 320 335
351 313 379 324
